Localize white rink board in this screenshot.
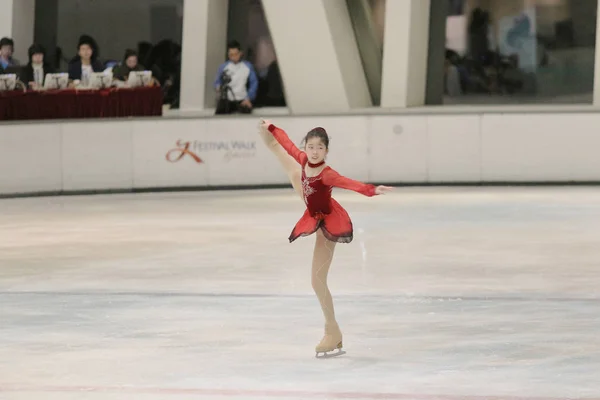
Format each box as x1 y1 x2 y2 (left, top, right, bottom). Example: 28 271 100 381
203 118 283 186
0 125 62 194
132 119 210 188
368 115 428 182
61 122 133 191
481 113 600 182
2 112 600 196
427 115 481 182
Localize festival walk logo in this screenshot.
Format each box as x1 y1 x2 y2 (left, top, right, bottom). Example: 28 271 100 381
166 139 257 163
166 140 203 163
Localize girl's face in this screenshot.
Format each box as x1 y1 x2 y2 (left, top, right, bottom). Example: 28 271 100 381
305 137 328 164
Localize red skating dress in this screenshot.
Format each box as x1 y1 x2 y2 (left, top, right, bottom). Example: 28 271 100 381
268 124 377 244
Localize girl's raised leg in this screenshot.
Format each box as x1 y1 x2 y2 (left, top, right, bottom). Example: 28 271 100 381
258 125 302 198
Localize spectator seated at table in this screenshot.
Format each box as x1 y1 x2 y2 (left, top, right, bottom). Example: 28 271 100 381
113 49 145 82
0 37 20 70
68 36 103 86
23 44 54 90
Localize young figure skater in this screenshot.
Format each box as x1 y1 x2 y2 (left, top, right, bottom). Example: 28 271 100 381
258 119 392 358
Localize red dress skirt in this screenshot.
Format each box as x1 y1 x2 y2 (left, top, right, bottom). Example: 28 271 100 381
267 124 377 244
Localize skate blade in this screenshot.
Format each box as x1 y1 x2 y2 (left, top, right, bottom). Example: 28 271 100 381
315 349 346 359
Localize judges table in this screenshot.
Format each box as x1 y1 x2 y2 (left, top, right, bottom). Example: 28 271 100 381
0 86 163 121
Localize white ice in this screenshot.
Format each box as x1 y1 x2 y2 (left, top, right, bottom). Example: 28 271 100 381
1 187 600 400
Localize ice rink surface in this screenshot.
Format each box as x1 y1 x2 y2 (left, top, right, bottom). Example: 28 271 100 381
1 187 600 400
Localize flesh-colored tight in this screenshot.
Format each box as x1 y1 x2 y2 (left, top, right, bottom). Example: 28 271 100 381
260 130 338 329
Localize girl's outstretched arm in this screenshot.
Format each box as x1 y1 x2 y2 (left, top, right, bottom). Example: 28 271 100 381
322 168 393 196
322 168 372 196
260 119 307 165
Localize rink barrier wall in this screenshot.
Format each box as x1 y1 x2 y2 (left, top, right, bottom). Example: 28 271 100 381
2 113 600 197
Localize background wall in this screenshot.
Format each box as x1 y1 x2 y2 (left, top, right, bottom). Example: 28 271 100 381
34 0 184 63
2 112 600 197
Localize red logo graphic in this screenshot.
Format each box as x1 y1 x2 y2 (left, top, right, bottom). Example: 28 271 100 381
166 140 203 163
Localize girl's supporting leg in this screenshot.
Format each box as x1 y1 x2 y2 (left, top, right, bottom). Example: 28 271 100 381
311 229 337 325
312 229 342 352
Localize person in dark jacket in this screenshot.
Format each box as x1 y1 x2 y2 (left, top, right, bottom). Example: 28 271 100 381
113 49 145 81
22 44 55 90
68 35 103 84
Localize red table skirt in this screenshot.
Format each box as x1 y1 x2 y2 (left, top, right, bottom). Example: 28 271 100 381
0 86 163 121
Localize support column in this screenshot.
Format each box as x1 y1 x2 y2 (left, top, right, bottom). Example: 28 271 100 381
262 0 371 114
593 0 600 106
0 0 35 64
425 0 448 105
381 0 431 108
179 0 228 112
346 0 383 105
0 0 14 39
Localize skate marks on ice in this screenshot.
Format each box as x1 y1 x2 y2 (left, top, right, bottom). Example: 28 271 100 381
2 188 600 399
1 290 600 399
2 384 600 400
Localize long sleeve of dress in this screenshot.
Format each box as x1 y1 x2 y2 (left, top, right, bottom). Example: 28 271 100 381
268 124 307 165
322 168 377 197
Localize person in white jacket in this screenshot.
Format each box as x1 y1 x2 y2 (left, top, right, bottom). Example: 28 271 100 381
214 40 259 114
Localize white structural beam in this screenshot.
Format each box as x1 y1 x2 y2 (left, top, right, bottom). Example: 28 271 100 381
262 0 371 114
180 0 228 112
0 0 35 64
0 0 16 39
381 0 431 108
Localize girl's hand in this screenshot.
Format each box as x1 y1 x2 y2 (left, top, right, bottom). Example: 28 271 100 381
375 185 393 195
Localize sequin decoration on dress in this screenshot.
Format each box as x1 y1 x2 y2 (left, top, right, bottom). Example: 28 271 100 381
302 176 319 204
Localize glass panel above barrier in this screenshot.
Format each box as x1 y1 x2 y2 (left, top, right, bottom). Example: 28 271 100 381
429 0 597 105
224 0 286 113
